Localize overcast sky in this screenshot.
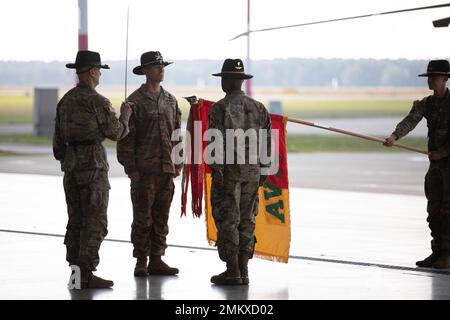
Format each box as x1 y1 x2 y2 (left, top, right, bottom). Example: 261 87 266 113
1 0 449 62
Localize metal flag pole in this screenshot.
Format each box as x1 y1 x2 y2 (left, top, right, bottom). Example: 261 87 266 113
286 117 428 155
124 6 130 101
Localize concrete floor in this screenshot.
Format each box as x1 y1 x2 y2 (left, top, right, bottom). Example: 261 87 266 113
1 171 450 300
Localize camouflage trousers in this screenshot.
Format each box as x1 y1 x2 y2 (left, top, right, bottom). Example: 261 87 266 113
211 174 259 262
130 173 175 258
425 162 450 250
63 169 110 272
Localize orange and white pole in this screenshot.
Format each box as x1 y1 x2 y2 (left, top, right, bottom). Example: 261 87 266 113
78 0 88 50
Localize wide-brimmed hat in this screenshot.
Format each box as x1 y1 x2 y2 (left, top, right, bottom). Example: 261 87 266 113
418 59 450 77
66 50 109 70
212 58 253 79
133 51 173 75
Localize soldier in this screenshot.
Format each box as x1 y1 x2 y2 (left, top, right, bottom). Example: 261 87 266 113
117 51 182 277
53 50 132 288
384 59 450 269
208 59 272 285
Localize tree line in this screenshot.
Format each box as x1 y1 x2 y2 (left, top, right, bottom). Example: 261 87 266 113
0 58 432 87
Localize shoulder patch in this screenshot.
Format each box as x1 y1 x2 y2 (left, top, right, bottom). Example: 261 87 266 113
106 102 117 114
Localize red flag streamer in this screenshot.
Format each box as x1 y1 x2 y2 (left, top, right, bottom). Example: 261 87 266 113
181 100 212 217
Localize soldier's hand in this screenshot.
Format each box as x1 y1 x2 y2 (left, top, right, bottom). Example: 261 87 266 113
174 167 181 178
383 134 397 147
120 101 133 119
128 171 140 183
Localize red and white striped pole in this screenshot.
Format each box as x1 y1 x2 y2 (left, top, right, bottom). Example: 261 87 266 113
78 0 88 50
245 0 252 97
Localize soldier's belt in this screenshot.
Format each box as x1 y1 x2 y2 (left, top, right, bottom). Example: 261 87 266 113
66 139 101 147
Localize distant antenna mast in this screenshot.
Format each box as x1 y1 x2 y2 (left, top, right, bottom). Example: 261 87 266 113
78 0 88 50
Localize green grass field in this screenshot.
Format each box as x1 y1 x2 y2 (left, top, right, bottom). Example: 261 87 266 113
0 150 22 156
0 133 427 155
285 134 426 153
0 95 33 124
0 89 426 155
0 93 415 124
282 100 412 119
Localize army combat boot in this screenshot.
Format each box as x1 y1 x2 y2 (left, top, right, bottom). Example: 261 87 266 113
134 257 148 277
148 255 179 275
238 254 250 285
434 240 450 269
433 250 450 269
80 270 114 289
211 255 243 285
416 241 440 268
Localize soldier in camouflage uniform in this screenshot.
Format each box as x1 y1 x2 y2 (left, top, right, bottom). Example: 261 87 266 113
117 51 182 277
53 51 132 288
208 59 272 285
384 59 450 269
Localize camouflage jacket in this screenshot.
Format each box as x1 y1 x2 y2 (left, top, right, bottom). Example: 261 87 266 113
208 90 272 181
393 88 450 158
53 84 130 172
116 85 182 175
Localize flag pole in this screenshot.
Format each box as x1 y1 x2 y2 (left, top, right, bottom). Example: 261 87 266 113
286 117 428 155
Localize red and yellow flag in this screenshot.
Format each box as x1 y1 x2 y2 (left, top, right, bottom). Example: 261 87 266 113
181 99 291 262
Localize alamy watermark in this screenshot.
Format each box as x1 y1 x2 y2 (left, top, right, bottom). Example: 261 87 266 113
67 265 81 290
171 121 279 176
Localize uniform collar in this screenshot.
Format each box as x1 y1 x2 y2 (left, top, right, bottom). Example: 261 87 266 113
76 83 96 91
138 84 168 100
433 87 450 102
225 90 245 99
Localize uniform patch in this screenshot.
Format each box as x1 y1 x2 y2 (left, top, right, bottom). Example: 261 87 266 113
107 103 117 114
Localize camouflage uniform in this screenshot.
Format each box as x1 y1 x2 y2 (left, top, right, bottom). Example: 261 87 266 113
117 85 182 258
53 84 130 272
208 90 272 261
392 88 450 252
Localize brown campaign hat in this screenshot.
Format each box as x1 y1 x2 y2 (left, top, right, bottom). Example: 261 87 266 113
212 58 253 79
133 51 173 75
418 60 450 77
66 50 109 70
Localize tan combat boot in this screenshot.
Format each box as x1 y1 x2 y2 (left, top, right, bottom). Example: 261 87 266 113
433 250 450 269
134 257 148 277
239 254 249 285
211 256 243 285
148 255 179 275
81 270 114 289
